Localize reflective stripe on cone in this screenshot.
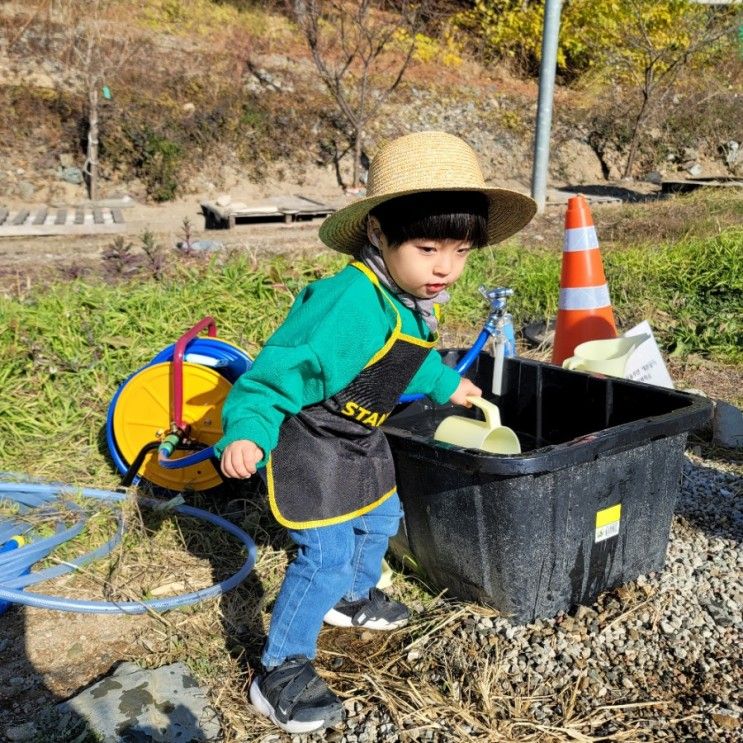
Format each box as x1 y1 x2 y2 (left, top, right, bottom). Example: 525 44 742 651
559 285 612 310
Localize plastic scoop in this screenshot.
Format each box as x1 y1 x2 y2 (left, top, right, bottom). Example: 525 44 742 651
562 334 649 378
434 396 521 454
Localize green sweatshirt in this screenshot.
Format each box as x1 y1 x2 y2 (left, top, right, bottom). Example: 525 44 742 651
214 263 461 463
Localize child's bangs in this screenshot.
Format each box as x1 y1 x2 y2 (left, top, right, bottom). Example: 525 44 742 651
371 191 489 248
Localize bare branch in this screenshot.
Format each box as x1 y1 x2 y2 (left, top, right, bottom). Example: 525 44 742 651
293 0 432 187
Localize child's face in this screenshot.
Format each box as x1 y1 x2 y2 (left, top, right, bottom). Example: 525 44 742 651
379 236 472 299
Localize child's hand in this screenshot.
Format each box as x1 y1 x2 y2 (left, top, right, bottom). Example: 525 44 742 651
449 377 482 407
220 440 264 479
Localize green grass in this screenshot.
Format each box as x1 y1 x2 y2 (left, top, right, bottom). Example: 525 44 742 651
449 227 742 362
0 227 740 478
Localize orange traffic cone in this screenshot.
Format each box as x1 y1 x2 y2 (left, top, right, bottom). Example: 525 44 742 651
552 195 617 365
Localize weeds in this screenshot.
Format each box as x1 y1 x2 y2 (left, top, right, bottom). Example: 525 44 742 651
140 229 165 281
101 236 138 280
1 222 739 478
179 216 194 252
60 263 89 281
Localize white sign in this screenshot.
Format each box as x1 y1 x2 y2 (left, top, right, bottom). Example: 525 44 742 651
623 321 674 389
595 520 620 543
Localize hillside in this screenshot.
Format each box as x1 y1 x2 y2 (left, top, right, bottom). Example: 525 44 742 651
1 0 741 208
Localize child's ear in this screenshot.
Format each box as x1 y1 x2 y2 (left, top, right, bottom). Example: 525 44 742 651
366 216 382 248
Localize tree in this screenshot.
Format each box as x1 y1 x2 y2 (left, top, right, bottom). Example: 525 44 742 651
53 0 142 200
291 0 433 188
600 0 738 177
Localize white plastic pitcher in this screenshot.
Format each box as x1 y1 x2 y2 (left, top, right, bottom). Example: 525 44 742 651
562 334 649 378
434 396 521 454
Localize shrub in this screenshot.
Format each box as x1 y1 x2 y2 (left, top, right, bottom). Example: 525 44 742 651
456 0 738 83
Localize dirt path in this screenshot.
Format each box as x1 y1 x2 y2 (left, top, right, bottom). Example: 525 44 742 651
0 174 592 284
0 177 348 284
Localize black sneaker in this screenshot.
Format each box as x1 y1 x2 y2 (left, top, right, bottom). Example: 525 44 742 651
323 587 410 630
249 656 345 734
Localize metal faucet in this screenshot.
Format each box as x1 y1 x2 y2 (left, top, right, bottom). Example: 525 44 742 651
479 286 516 394
479 286 514 339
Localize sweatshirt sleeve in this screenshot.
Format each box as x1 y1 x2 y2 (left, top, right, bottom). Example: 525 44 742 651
214 269 391 463
403 347 461 404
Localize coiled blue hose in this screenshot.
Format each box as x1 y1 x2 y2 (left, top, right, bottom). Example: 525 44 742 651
0 479 257 614
106 338 252 482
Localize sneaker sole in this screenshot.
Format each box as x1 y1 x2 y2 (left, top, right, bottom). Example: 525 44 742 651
250 677 337 734
323 607 409 630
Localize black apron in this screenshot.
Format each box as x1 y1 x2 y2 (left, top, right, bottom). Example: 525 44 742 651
266 261 438 529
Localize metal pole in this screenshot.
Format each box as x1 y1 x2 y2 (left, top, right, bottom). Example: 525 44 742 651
531 0 563 213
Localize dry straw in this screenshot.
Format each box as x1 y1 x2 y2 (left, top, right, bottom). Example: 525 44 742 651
319 130 537 254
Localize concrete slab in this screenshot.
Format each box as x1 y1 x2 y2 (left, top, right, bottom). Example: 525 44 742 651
56 661 221 742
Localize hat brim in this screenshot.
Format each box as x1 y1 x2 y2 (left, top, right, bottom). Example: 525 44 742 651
319 187 537 254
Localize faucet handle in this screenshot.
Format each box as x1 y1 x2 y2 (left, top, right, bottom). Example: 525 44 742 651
479 286 514 312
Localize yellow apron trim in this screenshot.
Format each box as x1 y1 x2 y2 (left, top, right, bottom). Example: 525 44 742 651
350 261 403 369
398 332 437 348
350 261 438 359
267 453 397 529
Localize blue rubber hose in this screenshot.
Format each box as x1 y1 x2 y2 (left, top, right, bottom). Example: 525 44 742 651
0 484 113 614
150 338 252 383
0 536 28 614
0 480 257 614
158 446 215 469
398 329 491 404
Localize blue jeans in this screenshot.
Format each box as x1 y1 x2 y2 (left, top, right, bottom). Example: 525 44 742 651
261 492 403 669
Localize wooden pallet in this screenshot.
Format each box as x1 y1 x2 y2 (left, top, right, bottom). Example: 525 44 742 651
661 177 743 195
201 194 336 229
0 206 126 237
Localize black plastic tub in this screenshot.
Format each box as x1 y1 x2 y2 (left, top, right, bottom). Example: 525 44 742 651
382 351 713 624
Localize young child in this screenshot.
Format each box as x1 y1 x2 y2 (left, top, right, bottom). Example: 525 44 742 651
214 130 536 734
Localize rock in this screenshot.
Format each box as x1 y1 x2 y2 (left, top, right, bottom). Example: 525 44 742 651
17 181 35 200
644 170 663 185
721 140 740 167
554 139 604 184
682 161 703 177
711 712 739 730
4 722 37 742
712 400 743 448
59 166 84 185
182 239 224 252
56 661 221 742
59 153 75 168
572 605 597 621
523 319 555 348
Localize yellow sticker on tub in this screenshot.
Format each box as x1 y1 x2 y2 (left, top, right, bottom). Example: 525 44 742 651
595 504 621 542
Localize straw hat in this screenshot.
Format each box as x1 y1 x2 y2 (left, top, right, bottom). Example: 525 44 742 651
319 130 537 254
